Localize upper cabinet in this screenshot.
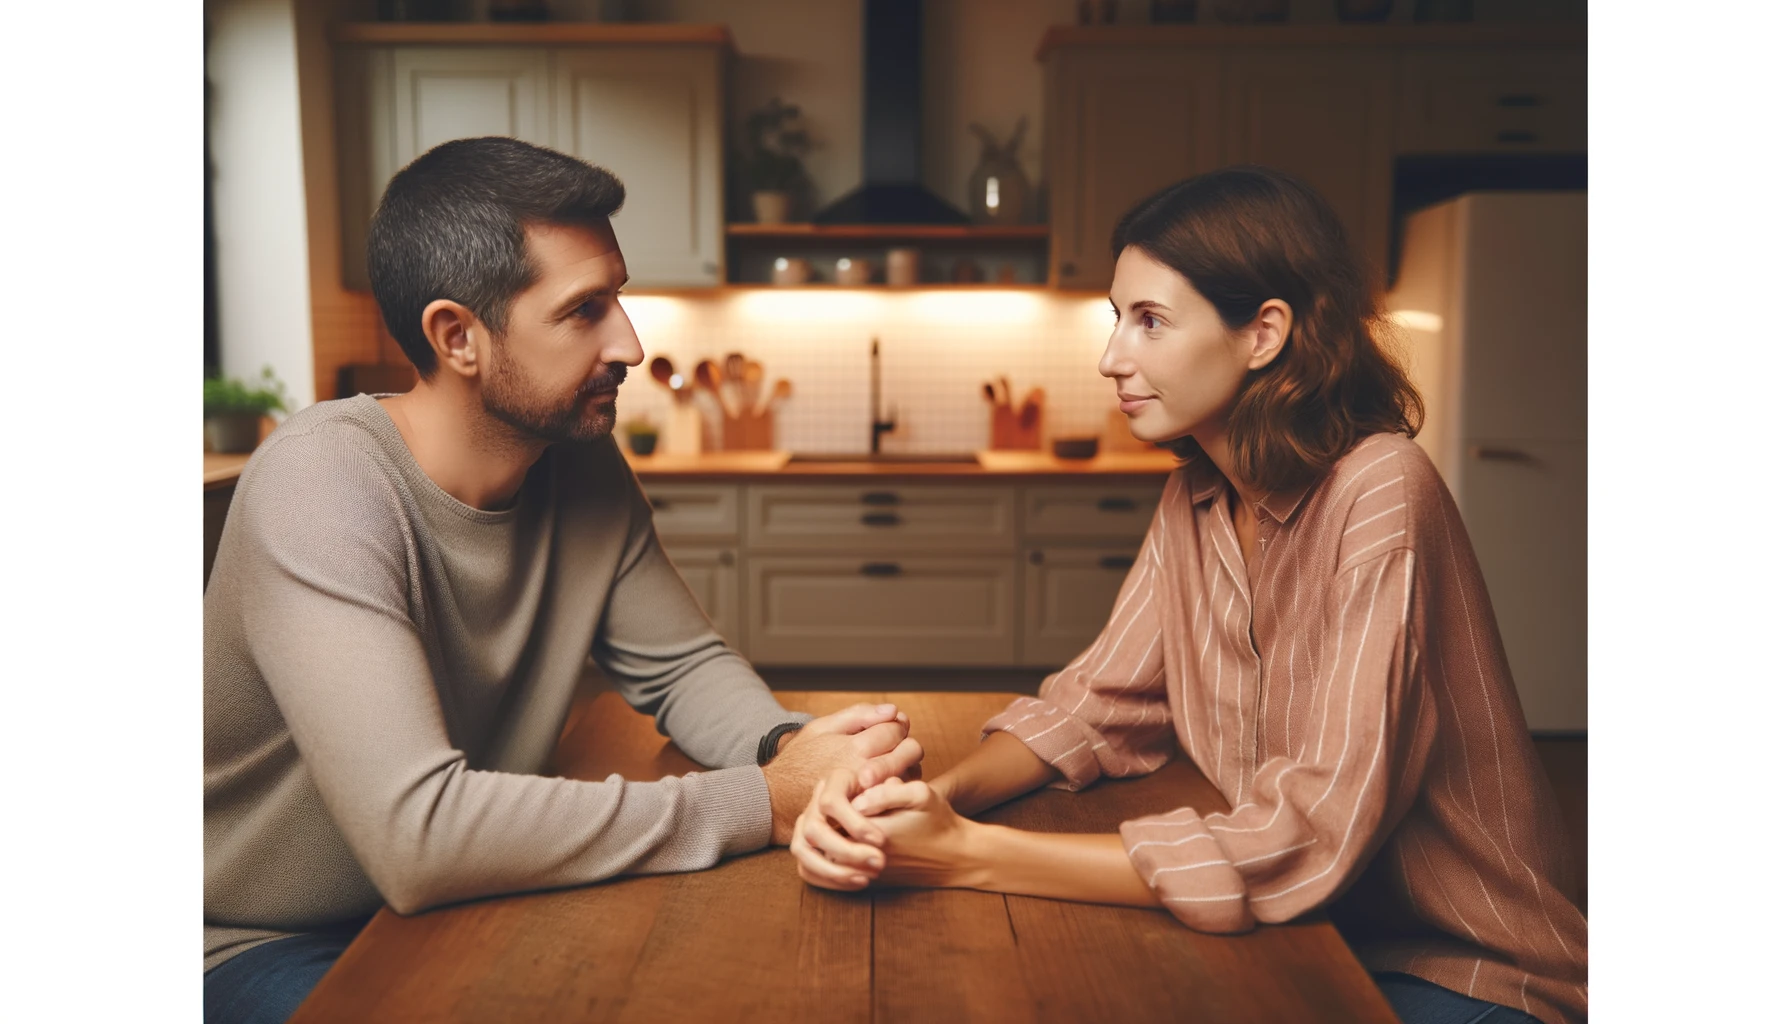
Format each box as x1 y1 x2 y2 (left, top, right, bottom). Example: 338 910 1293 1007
334 24 731 290
1039 26 1586 292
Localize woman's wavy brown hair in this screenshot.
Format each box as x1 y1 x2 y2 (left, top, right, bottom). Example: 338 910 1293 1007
1110 165 1423 494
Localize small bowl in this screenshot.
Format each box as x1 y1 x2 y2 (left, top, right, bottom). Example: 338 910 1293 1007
1051 437 1099 460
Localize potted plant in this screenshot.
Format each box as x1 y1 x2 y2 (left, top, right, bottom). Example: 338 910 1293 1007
741 97 810 224
204 366 289 453
622 416 659 456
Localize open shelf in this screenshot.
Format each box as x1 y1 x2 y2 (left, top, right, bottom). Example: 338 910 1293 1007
333 22 735 49
725 224 1049 241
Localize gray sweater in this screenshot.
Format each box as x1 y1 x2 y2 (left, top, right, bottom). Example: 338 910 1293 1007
203 396 808 971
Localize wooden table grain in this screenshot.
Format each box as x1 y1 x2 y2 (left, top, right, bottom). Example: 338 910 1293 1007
291 692 1399 1023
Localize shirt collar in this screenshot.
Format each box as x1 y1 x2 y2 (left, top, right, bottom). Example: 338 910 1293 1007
1180 459 1317 525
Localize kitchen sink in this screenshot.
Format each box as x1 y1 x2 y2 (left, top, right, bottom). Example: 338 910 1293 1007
787 452 982 464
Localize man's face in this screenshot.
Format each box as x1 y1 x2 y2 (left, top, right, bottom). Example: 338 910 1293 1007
480 220 643 443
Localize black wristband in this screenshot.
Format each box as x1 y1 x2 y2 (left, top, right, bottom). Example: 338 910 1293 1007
756 721 805 766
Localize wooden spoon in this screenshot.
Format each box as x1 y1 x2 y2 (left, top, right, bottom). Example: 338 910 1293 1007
760 378 793 417
694 359 733 417
741 360 766 417
649 356 677 393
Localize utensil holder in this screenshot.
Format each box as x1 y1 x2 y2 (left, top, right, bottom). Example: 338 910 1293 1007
989 404 1042 451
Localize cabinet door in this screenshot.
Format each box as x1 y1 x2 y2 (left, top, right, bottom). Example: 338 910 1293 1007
1021 546 1138 667
663 545 741 651
1397 47 1586 155
554 47 723 287
390 47 552 168
1223 50 1397 284
1046 50 1225 291
1455 439 1585 733
745 556 1016 666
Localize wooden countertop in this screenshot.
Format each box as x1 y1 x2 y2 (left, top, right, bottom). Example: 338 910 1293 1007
623 449 1180 480
291 691 1398 1023
203 448 1181 491
204 452 251 491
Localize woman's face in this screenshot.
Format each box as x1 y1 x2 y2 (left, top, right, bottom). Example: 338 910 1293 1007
1099 246 1264 445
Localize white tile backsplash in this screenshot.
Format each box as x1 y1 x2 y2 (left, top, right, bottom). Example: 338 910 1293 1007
616 290 1118 455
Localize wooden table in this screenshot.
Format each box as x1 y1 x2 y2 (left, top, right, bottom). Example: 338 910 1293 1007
292 692 1399 1022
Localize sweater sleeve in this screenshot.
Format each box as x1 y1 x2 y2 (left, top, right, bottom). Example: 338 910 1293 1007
591 466 810 768
981 507 1178 789
1117 547 1436 933
235 435 780 916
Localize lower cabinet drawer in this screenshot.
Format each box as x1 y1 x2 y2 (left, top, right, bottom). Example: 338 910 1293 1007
646 484 740 540
1021 545 1139 667
664 546 742 651
744 555 1016 666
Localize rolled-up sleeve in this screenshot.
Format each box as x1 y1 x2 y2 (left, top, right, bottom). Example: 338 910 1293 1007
982 507 1178 790
1116 547 1435 933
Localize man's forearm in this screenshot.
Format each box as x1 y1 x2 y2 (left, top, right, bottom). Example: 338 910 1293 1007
933 729 1060 816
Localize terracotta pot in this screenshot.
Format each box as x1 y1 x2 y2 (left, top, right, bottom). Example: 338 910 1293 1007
626 432 659 456
205 414 263 454
751 190 792 224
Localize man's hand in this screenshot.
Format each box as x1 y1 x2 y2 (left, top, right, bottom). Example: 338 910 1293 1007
762 703 924 846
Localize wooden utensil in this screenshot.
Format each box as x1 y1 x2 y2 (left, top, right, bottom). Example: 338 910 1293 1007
759 378 793 417
694 359 731 416
723 353 746 417
997 375 1014 413
982 382 997 406
741 360 765 418
650 356 677 392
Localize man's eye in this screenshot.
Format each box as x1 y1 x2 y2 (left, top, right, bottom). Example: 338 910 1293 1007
576 298 604 320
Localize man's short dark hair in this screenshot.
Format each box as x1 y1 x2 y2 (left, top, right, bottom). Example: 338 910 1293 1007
366 137 625 379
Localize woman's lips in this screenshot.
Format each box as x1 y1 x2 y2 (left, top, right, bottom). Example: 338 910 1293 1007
1117 394 1155 414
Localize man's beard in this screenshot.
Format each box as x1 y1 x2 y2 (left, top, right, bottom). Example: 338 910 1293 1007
481 342 629 445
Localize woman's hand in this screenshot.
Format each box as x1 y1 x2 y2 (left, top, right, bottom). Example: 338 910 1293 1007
789 768 890 891
849 778 984 889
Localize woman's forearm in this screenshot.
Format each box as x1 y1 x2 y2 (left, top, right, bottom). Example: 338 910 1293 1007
932 729 1061 816
962 826 1158 908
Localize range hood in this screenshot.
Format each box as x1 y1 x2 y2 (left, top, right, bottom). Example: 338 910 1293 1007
813 0 968 225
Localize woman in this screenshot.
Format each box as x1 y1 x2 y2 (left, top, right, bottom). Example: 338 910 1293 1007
790 166 1588 1024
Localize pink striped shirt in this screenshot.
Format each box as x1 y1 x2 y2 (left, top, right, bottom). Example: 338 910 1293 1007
983 433 1587 1023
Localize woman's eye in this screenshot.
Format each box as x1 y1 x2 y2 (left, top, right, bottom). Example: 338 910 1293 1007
1141 313 1160 330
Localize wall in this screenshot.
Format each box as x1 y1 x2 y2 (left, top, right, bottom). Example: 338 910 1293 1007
614 290 1136 455
206 0 318 408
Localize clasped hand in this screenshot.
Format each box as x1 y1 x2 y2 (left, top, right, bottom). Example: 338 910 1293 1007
790 763 978 892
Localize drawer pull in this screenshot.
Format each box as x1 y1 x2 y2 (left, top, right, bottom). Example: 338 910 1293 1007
860 562 902 577
1028 550 1044 565
1495 129 1539 144
861 512 902 527
1495 94 1542 107
1099 555 1135 571
1096 497 1138 512
718 550 735 567
861 491 901 506
1470 445 1538 464
649 498 670 511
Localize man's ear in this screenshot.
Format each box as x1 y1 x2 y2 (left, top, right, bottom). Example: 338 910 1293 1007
1245 298 1293 371
420 300 484 381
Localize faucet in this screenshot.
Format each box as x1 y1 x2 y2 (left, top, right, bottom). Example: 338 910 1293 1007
870 336 897 454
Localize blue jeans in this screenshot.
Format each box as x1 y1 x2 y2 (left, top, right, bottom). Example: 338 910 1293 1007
203 922 364 1024
1375 972 1546 1024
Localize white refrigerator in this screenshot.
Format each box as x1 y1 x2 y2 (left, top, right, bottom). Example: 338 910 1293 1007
1386 192 1587 734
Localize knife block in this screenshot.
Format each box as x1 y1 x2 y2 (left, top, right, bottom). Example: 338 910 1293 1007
989 403 1042 450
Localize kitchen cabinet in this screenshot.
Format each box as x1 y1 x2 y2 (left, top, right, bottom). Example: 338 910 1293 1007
1021 546 1137 667
643 477 1165 668
1043 50 1225 290
1396 48 1587 155
662 545 741 648
334 26 730 289
1222 50 1396 283
1039 27 1584 293
745 555 1017 667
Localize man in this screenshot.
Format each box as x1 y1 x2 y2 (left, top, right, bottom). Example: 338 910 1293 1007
203 137 922 1023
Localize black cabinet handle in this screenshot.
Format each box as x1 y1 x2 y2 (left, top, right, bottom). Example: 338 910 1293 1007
860 562 902 577
1028 550 1045 565
1496 94 1543 107
649 498 670 511
1061 261 1077 276
718 550 735 567
1470 445 1538 464
861 491 901 506
1099 555 1135 571
861 512 902 527
1495 130 1539 144
1096 496 1138 512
